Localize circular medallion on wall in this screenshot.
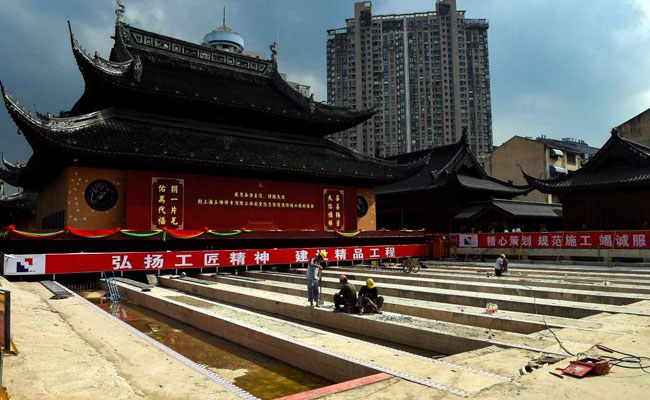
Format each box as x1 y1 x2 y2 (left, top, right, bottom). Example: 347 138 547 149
85 179 118 211
357 196 369 218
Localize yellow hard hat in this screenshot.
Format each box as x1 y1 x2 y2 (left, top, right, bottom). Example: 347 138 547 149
500 253 506 259
366 278 375 288
318 250 328 260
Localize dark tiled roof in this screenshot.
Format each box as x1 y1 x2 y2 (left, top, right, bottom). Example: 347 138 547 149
376 136 531 197
377 140 465 195
453 204 484 220
68 22 373 137
523 131 650 193
1 85 414 187
455 174 529 194
0 191 37 210
491 199 562 218
454 199 562 220
0 168 22 187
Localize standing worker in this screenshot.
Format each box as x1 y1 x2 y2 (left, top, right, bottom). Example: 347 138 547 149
494 253 507 277
333 275 357 311
358 278 384 313
306 250 327 307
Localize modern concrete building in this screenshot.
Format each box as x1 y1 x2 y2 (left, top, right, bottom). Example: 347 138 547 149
617 107 650 146
484 136 597 204
326 0 493 160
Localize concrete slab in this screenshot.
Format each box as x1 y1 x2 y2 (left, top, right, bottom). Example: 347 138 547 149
322 314 650 399
158 276 596 357
425 264 650 278
202 273 645 336
325 267 650 294
1 279 243 400
112 281 378 383
113 280 520 398
241 271 650 319
306 269 650 306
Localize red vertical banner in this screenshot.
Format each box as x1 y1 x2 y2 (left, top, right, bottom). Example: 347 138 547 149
151 177 185 229
323 189 345 230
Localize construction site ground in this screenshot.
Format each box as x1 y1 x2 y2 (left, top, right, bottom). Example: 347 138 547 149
2 261 650 399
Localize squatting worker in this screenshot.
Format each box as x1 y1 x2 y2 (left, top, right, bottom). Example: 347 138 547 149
333 274 357 311
358 278 384 312
494 253 507 277
306 250 327 307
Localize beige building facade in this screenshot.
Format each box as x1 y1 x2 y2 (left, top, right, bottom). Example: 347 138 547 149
484 136 585 203
617 108 650 146
326 0 492 160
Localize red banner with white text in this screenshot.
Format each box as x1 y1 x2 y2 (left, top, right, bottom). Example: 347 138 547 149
127 171 357 231
456 231 650 249
2 244 428 276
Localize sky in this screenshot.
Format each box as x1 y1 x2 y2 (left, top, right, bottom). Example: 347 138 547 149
1 0 650 166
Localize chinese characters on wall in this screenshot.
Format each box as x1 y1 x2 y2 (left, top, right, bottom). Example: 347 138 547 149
196 191 315 209
323 189 344 230
151 177 184 229
457 231 650 249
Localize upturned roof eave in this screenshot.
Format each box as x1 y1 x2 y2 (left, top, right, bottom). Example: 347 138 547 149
520 130 650 194
1 88 402 186
69 21 374 135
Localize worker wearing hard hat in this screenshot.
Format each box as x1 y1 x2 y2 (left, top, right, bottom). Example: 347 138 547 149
494 253 508 277
306 250 327 307
358 278 384 313
333 274 357 311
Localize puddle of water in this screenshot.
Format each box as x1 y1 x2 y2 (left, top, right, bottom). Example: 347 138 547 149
80 291 331 399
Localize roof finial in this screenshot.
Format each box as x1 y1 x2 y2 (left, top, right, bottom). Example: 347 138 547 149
270 41 278 64
223 6 226 27
115 0 126 24
611 127 619 137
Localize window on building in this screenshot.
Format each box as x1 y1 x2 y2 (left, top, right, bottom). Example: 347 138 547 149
567 153 577 165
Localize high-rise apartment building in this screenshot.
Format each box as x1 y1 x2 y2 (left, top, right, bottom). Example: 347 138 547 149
327 0 492 160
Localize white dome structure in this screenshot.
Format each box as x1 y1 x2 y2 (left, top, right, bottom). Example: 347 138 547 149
201 8 244 54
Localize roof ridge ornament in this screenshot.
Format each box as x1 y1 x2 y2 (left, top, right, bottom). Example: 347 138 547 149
611 127 618 137
309 93 315 114
116 0 126 24
133 55 143 82
270 41 278 67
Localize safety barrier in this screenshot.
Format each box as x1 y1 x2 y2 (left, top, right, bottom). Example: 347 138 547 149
0 290 10 353
0 289 13 400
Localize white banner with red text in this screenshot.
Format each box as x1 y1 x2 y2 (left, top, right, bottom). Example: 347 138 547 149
2 244 428 276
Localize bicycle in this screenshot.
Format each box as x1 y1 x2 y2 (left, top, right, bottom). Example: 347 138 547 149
402 257 422 273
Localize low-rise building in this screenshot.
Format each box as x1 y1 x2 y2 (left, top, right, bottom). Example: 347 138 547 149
523 130 650 230
617 107 650 146
484 136 597 203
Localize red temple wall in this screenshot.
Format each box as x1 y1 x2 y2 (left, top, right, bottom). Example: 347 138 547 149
357 188 376 231
125 171 358 231
38 167 127 229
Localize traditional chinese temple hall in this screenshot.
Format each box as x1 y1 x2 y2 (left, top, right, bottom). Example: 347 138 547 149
0 11 431 254
2 5 650 400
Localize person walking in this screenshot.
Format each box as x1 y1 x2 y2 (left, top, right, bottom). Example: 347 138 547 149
306 250 327 307
494 253 507 277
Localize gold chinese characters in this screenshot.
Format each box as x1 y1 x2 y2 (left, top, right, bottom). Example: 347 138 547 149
197 199 314 209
